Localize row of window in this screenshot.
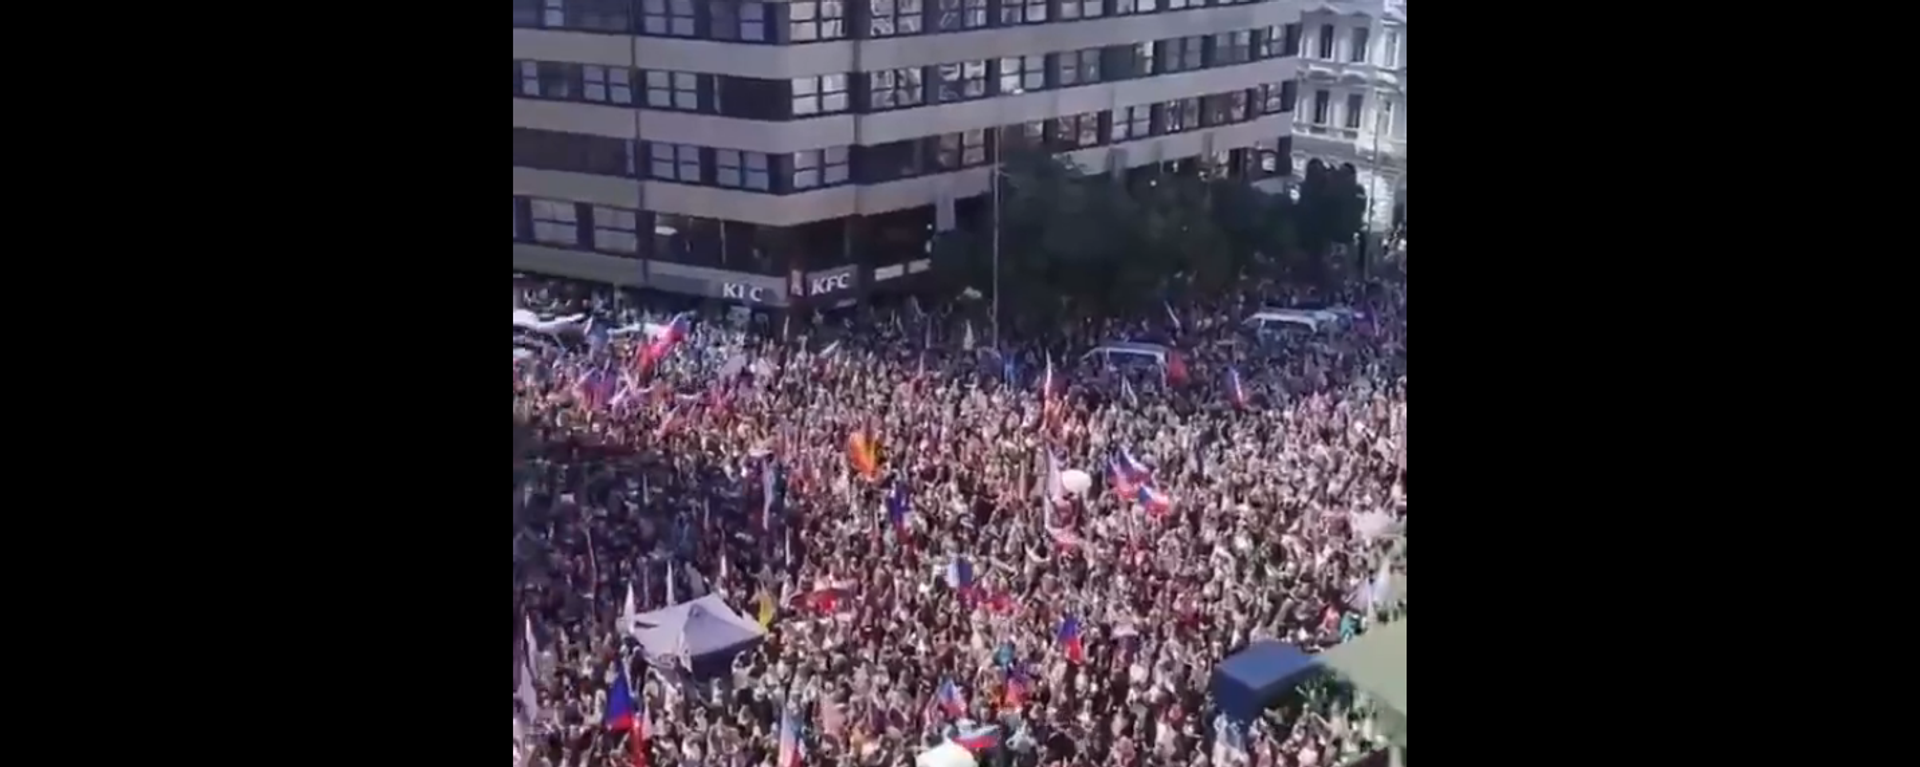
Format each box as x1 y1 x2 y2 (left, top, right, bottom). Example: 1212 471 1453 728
1298 89 1400 134
515 197 785 272
514 139 1292 263
513 25 1298 119
512 83 1294 188
514 0 1265 42
1304 22 1403 68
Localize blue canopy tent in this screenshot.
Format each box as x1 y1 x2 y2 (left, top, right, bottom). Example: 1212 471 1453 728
1210 641 1321 721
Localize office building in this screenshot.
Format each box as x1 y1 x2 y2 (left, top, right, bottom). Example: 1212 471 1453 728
1290 0 1403 232
513 0 1306 309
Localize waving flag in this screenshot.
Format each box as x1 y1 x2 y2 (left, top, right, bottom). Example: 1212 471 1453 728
758 463 778 525
636 312 691 374
1226 366 1248 409
1165 350 1190 386
963 321 976 352
1164 300 1183 334
1105 458 1138 499
1121 375 1138 408
604 662 638 731
953 723 1004 753
885 480 911 533
945 556 975 593
936 677 969 717
1044 449 1067 504
777 707 804 767
1118 447 1152 482
1003 664 1032 707
847 430 879 480
1137 484 1174 517
1057 615 1085 663
756 589 778 628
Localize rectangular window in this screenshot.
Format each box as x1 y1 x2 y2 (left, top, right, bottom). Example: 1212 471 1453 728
936 130 989 169
715 150 773 191
790 1 848 42
1165 0 1190 8
1386 30 1402 67
791 74 850 116
1133 41 1157 77
1156 37 1203 73
514 0 541 27
1349 27 1370 64
869 68 924 110
792 147 851 190
515 61 538 96
1344 93 1365 129
1159 98 1199 134
644 71 700 111
1003 120 1046 152
582 65 633 105
1283 23 1302 56
1058 0 1102 20
1000 0 1047 24
639 0 697 36
868 0 924 37
1212 30 1251 66
524 61 570 99
1317 24 1336 59
1110 105 1150 142
1056 49 1101 87
530 199 580 246
1053 113 1101 149
592 206 641 254
937 60 988 103
1259 82 1286 114
933 0 988 30
998 55 1046 95
1115 0 1158 13
650 143 703 182
711 1 771 42
562 0 632 31
1312 89 1331 124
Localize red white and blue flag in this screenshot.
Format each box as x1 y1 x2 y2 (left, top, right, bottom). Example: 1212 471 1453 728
1057 615 1085 664
777 707 804 767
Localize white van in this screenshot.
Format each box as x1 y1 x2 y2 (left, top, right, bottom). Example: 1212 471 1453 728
1081 342 1172 367
1243 308 1349 334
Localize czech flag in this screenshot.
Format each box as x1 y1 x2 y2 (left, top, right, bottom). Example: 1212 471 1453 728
777 707 804 767
637 312 691 374
945 557 975 594
604 663 638 732
1165 350 1190 386
1226 366 1248 409
1137 484 1173 517
886 480 911 533
847 430 879 480
953 723 1003 753
1057 615 1085 664
936 677 969 717
1105 459 1137 499
1003 665 1032 707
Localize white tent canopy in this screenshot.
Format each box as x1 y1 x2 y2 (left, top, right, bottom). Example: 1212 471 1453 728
916 743 977 767
628 595 767 663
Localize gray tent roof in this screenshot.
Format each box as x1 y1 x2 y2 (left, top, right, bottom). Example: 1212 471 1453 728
1316 618 1407 737
630 594 767 662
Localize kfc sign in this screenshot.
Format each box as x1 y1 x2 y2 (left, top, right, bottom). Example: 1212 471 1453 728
797 266 858 299
721 282 769 304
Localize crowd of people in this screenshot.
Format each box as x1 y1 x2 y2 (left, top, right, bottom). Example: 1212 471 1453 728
513 270 1408 767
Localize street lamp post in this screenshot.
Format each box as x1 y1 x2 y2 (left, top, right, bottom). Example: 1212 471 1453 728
990 162 1001 349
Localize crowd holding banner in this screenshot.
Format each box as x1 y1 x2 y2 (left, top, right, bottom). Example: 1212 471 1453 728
513 271 1408 767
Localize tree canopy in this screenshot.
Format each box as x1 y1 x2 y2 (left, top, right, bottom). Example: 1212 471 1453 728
938 152 1368 326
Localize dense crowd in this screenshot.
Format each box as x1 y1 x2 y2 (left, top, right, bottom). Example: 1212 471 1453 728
513 272 1408 767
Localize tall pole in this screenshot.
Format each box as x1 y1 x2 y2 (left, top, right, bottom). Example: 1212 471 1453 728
991 163 1001 349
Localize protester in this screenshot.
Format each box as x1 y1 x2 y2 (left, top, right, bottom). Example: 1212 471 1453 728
513 273 1408 767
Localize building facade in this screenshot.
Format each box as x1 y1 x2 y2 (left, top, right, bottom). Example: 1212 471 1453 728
513 0 1307 308
1290 0 1403 232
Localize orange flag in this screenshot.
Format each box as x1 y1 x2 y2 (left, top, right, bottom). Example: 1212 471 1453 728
847 430 879 480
